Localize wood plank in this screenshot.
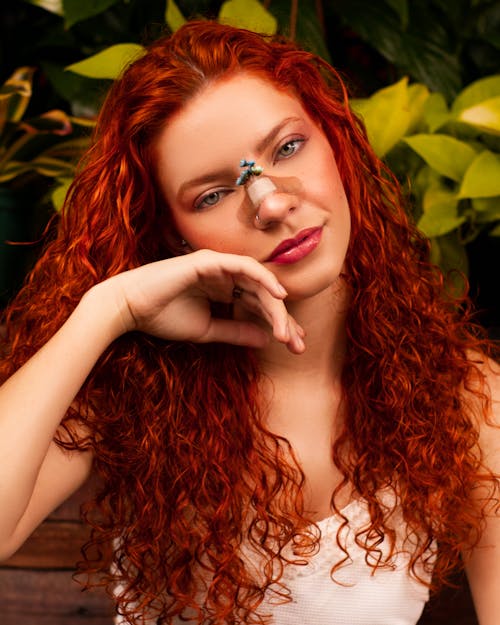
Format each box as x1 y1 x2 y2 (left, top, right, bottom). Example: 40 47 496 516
3 520 90 569
0 568 114 625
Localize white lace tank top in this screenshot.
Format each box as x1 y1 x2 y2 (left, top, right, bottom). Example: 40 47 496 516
115 496 433 624
253 497 432 625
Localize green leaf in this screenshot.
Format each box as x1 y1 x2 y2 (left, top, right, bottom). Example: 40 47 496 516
423 92 450 132
62 0 121 28
418 211 465 238
351 77 412 157
456 96 500 136
165 0 186 32
42 61 107 118
51 177 73 212
418 185 464 237
333 0 462 100
458 150 500 198
66 44 145 80
385 0 409 29
406 83 430 132
23 0 63 16
218 0 277 35
452 74 500 115
264 0 331 61
473 197 500 223
403 134 477 181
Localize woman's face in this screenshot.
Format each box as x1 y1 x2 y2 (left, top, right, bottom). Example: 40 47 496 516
154 73 351 300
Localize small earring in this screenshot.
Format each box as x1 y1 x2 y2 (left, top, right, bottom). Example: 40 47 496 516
181 239 188 247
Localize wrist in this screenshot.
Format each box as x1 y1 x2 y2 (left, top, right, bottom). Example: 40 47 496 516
77 279 132 345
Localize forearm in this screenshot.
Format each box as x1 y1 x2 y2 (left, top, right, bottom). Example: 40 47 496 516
0 281 125 547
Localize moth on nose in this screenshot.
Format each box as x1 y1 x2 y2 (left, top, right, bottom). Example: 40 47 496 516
236 158 278 224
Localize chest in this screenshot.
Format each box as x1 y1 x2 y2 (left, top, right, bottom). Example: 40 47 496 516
263 383 351 520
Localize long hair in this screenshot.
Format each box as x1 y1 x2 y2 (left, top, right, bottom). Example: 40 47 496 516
0 20 496 624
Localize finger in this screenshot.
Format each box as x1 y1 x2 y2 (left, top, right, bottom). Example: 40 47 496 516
285 317 306 354
196 252 288 300
200 318 271 348
238 288 290 342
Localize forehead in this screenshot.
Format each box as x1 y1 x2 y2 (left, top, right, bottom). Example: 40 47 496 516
153 73 310 190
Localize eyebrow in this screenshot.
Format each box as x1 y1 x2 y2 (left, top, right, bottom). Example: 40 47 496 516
177 169 235 199
177 116 302 199
255 116 302 153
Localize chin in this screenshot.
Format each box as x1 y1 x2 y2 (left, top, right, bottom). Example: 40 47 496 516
281 271 346 303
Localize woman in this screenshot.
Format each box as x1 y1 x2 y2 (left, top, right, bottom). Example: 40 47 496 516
0 20 498 625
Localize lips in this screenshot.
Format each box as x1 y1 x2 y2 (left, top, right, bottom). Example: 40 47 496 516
265 227 323 263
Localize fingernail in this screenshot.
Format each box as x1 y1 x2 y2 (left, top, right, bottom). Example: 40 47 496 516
277 284 288 297
296 336 305 352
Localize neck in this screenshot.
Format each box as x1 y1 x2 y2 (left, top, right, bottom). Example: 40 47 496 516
255 279 349 384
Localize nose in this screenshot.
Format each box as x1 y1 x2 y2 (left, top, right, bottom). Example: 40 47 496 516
247 176 296 229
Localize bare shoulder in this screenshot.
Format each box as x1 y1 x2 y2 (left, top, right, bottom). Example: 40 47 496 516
463 352 500 624
465 350 500 466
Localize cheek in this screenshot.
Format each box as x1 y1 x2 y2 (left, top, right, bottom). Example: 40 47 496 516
179 219 249 254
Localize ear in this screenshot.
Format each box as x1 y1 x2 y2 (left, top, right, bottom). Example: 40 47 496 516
169 236 193 255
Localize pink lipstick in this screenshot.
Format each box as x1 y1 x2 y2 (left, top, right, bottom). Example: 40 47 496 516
266 227 323 264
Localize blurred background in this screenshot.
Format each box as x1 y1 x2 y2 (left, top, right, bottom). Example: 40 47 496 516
0 0 499 623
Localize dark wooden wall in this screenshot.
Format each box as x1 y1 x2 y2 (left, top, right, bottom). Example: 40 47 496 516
0 482 114 625
0 483 479 625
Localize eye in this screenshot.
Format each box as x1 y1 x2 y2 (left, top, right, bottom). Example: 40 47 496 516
194 189 230 211
276 138 304 160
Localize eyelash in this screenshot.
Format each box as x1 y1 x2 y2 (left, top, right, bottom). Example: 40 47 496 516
275 137 305 161
193 137 306 210
194 189 231 211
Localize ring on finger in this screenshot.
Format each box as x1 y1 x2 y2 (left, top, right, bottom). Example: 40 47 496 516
232 286 244 300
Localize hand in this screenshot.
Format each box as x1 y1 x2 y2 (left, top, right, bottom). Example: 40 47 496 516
107 250 305 353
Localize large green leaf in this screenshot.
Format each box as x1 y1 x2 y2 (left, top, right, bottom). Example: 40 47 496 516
264 0 331 61
403 134 477 182
451 74 500 115
165 0 186 32
42 61 108 117
351 78 413 157
456 96 500 136
218 0 277 35
458 150 500 198
333 0 462 99
66 44 145 80
62 0 121 28
417 183 464 238
385 0 409 28
418 206 465 238
423 92 449 132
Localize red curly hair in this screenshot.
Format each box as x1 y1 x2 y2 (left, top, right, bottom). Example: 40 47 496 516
0 20 497 624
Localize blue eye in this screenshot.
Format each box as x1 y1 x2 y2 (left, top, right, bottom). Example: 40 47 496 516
277 138 304 159
195 190 228 210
